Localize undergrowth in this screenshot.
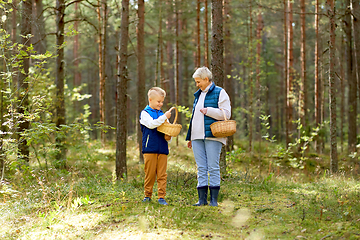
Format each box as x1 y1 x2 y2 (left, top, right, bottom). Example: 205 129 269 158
1 135 360 239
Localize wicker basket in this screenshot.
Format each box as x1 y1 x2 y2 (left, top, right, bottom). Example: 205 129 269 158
157 107 182 137
210 109 236 137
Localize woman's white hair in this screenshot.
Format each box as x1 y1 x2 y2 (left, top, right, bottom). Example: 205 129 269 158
192 66 212 81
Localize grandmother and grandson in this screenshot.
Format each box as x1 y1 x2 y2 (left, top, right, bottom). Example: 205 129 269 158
139 66 232 207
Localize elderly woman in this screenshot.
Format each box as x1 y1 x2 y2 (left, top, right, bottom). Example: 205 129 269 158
186 66 231 207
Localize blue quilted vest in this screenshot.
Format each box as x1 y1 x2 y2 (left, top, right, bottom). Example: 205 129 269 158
186 83 222 140
140 105 169 155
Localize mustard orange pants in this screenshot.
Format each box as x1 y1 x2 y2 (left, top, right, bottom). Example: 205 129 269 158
144 153 168 199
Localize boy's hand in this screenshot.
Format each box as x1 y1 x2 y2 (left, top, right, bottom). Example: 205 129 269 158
165 107 174 119
164 135 171 141
187 141 192 149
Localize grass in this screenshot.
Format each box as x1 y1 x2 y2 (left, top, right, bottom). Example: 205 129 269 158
1 135 360 239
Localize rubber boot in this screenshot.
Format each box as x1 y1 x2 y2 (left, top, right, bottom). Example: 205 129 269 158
209 186 220 207
193 186 208 206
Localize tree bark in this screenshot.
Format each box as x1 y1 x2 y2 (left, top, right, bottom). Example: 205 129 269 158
73 2 81 115
211 0 226 173
286 0 294 146
248 0 254 152
196 0 201 67
300 0 307 130
204 0 209 67
166 0 175 104
344 0 357 153
116 0 130 179
256 7 263 142
55 0 66 168
352 0 360 141
327 0 338 173
224 0 234 151
315 0 322 152
340 35 345 153
33 0 46 55
283 0 288 144
18 0 32 163
98 0 107 145
137 0 145 163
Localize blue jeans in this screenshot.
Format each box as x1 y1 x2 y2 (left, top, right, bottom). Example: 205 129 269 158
192 139 223 187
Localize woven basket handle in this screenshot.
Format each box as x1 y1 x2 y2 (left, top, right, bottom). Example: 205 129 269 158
220 108 228 121
168 107 178 124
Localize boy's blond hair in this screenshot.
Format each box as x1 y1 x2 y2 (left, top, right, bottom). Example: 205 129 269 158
148 87 166 99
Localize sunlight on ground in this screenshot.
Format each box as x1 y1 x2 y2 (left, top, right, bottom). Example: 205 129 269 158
93 228 193 240
21 212 105 239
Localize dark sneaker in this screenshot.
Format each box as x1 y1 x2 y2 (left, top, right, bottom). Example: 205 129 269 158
158 198 168 205
142 197 151 202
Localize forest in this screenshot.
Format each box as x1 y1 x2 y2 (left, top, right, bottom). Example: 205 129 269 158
1 0 360 239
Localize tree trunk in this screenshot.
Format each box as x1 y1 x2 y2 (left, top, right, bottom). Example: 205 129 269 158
116 0 130 180
248 0 253 152
33 0 46 55
344 0 357 153
183 18 190 108
256 7 263 143
340 35 345 153
0 54 4 175
283 0 288 144
196 0 201 67
327 0 338 173
166 0 175 104
98 0 107 145
315 0 322 152
300 0 307 130
155 0 162 86
352 0 360 141
55 0 66 168
18 0 32 163
286 0 294 146
211 0 226 174
224 0 234 151
137 0 145 164
73 2 81 115
204 0 209 67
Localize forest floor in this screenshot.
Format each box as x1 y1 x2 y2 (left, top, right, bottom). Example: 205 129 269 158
1 135 360 239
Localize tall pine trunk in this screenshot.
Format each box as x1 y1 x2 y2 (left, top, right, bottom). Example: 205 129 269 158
248 0 253 152
283 0 288 144
204 0 209 67
137 0 145 164
256 8 263 143
345 0 357 153
211 0 226 174
196 0 201 66
300 0 307 130
327 0 338 173
18 0 32 163
116 0 130 179
315 0 322 152
55 0 66 168
224 0 234 151
98 0 107 145
33 0 46 55
352 0 360 138
286 0 294 147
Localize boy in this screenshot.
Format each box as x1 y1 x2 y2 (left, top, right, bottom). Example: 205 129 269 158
140 87 172 205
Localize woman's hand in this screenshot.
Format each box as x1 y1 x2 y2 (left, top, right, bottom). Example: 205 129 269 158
164 135 171 141
200 108 207 115
187 141 192 149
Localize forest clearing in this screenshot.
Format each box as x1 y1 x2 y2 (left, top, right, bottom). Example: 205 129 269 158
1 136 360 239
2 0 360 239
